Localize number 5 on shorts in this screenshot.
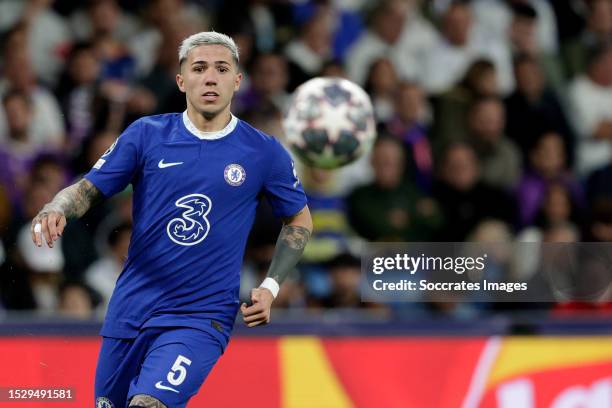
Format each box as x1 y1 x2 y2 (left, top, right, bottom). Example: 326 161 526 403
167 355 192 386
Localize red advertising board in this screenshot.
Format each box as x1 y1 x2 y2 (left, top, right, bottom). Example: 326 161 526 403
0 336 610 407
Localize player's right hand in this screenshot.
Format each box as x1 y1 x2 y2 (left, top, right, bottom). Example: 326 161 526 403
241 287 274 327
31 206 66 248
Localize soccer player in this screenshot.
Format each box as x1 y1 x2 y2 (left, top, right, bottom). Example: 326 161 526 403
30 32 312 408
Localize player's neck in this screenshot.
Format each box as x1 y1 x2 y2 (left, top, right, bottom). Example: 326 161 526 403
187 107 232 132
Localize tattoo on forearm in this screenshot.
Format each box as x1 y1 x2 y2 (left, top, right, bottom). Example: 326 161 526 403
129 394 167 408
266 225 311 284
280 225 310 250
41 179 103 220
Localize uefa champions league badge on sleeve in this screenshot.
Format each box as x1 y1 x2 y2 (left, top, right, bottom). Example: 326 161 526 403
224 164 246 186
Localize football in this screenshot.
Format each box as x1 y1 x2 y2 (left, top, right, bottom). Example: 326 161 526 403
283 77 376 169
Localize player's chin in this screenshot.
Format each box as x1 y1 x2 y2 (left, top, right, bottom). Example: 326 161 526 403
197 102 226 116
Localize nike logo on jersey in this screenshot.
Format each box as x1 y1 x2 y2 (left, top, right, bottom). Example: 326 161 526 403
155 381 179 393
158 159 184 168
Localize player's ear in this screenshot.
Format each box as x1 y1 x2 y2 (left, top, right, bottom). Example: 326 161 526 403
176 73 186 93
234 71 243 92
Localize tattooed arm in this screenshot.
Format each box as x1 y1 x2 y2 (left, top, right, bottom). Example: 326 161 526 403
265 207 313 284
128 394 167 408
241 205 312 327
30 178 104 248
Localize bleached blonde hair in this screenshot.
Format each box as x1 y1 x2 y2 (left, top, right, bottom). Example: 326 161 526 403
178 31 239 66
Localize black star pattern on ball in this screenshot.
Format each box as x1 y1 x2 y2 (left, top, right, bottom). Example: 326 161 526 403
323 83 351 107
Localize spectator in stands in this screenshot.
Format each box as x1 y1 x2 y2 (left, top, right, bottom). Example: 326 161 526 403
517 187 583 243
85 222 131 313
467 97 522 190
562 0 612 79
364 58 399 123
215 0 292 56
420 1 512 94
585 198 612 243
471 0 559 56
0 91 37 202
319 253 364 308
241 104 286 146
92 33 136 84
285 4 335 90
542 221 580 243
0 0 72 86
77 131 118 176
505 54 576 165
383 81 433 190
431 58 499 145
433 142 516 241
531 183 583 233
516 131 584 227
28 155 68 198
348 136 442 241
468 0 560 83
58 281 95 319
1 21 29 63
0 46 65 149
568 44 612 176
507 3 564 90
321 60 348 78
55 42 102 151
272 275 306 309
586 157 612 207
236 53 290 115
88 34 158 132
345 0 438 86
128 0 208 78
139 21 196 115
0 92 68 206
69 0 139 44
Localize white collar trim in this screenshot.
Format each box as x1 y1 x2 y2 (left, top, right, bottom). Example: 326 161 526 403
182 110 238 140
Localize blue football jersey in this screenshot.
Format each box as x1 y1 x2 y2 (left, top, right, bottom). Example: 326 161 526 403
84 112 306 348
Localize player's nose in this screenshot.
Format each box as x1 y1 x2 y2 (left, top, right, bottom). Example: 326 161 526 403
202 71 218 85
204 78 217 86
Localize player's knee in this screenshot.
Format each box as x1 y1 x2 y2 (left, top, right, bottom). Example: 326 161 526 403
128 393 167 408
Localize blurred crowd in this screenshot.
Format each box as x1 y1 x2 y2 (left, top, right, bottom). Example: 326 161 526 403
0 0 611 320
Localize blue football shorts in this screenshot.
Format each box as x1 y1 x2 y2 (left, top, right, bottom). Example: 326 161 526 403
94 326 223 408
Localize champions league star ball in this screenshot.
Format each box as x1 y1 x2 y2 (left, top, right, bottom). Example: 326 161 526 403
283 77 376 169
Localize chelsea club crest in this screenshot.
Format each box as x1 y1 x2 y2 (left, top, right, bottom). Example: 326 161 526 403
224 164 246 186
96 397 114 408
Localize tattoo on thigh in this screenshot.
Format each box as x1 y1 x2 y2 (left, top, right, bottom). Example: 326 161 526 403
128 394 167 408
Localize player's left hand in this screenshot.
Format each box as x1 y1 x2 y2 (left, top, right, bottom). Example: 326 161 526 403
241 288 274 327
